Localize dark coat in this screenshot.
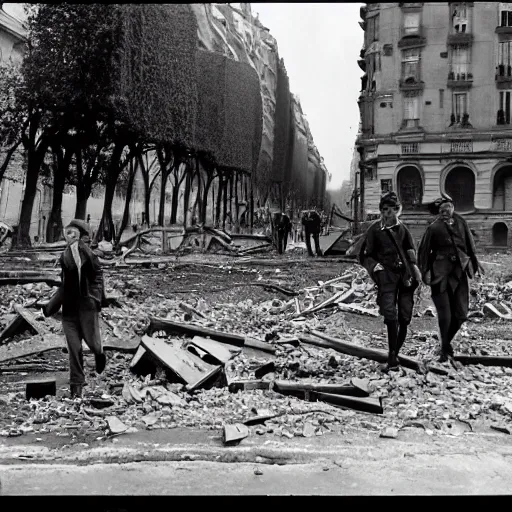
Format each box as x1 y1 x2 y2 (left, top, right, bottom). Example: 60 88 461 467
359 219 417 282
417 212 479 292
45 241 104 317
301 210 321 234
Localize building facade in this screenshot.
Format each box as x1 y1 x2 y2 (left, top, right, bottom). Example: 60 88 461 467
356 2 512 247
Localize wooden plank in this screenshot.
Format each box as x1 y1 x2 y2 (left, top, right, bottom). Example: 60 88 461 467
141 335 222 392
244 337 276 354
15 305 48 335
186 336 240 365
227 379 274 392
314 392 383 414
0 314 28 342
103 336 141 353
148 317 245 347
273 380 369 398
336 302 380 317
0 334 64 363
453 355 512 368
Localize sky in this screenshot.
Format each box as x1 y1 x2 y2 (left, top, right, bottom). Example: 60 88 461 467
3 2 364 190
255 3 363 190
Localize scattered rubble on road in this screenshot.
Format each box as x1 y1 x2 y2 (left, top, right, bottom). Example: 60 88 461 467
1 254 512 445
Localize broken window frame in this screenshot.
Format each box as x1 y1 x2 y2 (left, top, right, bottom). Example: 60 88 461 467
499 3 512 26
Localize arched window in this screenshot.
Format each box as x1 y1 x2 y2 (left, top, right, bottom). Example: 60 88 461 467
492 222 508 247
397 166 423 210
493 165 512 211
445 166 475 210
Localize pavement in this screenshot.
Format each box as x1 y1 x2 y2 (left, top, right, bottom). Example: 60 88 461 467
2 427 512 494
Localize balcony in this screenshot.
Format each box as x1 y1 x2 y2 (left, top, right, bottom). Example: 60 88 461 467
447 71 473 89
449 113 473 129
447 32 473 45
496 26 512 35
496 65 512 88
398 26 426 49
399 76 424 92
399 3 424 9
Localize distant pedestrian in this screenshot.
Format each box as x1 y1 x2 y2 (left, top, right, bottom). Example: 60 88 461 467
271 212 292 254
301 209 323 257
43 219 106 398
359 192 421 372
418 194 482 362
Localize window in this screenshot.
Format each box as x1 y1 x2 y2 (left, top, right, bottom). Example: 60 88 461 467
452 3 468 33
450 44 470 77
403 95 420 127
366 14 379 44
452 92 468 123
440 89 444 108
402 48 420 81
500 3 512 27
498 41 512 77
498 90 512 125
403 11 420 34
381 179 392 193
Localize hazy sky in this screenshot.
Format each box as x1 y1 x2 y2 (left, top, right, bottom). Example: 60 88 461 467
255 3 363 190
3 2 363 190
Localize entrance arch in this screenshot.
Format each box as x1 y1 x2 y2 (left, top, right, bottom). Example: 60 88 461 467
397 165 423 210
445 166 475 211
493 165 512 211
492 222 508 246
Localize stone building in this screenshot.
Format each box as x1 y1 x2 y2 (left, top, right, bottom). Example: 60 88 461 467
357 2 512 247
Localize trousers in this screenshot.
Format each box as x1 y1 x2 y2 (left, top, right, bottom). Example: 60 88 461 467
62 309 103 385
304 228 322 256
431 272 469 355
375 269 415 325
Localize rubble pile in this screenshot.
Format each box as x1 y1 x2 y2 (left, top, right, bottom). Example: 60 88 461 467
0 258 512 444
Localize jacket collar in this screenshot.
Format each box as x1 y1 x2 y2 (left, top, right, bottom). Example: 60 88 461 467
380 218 401 231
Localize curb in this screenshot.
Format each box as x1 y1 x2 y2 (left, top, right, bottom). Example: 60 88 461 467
1 433 511 466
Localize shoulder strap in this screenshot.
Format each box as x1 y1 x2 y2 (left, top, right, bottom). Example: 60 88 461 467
383 226 413 279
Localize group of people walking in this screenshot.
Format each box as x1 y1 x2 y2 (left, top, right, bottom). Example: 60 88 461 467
360 191 482 371
43 191 481 398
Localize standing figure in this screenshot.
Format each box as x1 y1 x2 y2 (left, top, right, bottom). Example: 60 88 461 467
301 209 323 257
418 194 481 362
43 219 106 398
271 212 292 254
359 192 422 372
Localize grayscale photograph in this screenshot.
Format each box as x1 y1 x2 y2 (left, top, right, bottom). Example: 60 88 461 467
0 1 511 497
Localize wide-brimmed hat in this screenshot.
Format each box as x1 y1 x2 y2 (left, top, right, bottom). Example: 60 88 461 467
65 219 90 238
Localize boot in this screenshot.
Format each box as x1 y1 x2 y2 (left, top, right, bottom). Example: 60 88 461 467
382 320 399 372
396 321 408 356
95 353 106 374
70 384 83 398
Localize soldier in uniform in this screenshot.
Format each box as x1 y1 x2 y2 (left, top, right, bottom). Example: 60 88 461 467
359 192 422 371
43 219 106 398
418 194 481 362
301 208 323 257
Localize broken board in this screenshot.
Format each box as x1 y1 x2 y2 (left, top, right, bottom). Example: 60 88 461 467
223 423 249 445
0 305 47 342
185 336 240 365
0 334 64 364
141 335 222 392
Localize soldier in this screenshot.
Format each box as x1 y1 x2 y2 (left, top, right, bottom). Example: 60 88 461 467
359 192 422 372
418 194 482 362
301 208 323 257
43 219 106 398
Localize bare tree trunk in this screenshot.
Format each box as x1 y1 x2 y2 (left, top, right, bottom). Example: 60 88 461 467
215 171 223 228
234 172 239 232
47 146 72 242
222 172 229 230
114 157 137 247
157 146 171 227
182 163 191 227
201 172 214 224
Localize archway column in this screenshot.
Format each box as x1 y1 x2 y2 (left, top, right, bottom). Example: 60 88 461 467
474 160 494 210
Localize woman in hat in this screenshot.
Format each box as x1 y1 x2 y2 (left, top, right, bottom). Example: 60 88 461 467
359 191 422 371
418 194 481 362
44 219 106 397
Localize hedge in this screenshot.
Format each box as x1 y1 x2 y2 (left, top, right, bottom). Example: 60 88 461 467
219 58 262 173
272 58 291 183
195 49 226 162
116 4 198 145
